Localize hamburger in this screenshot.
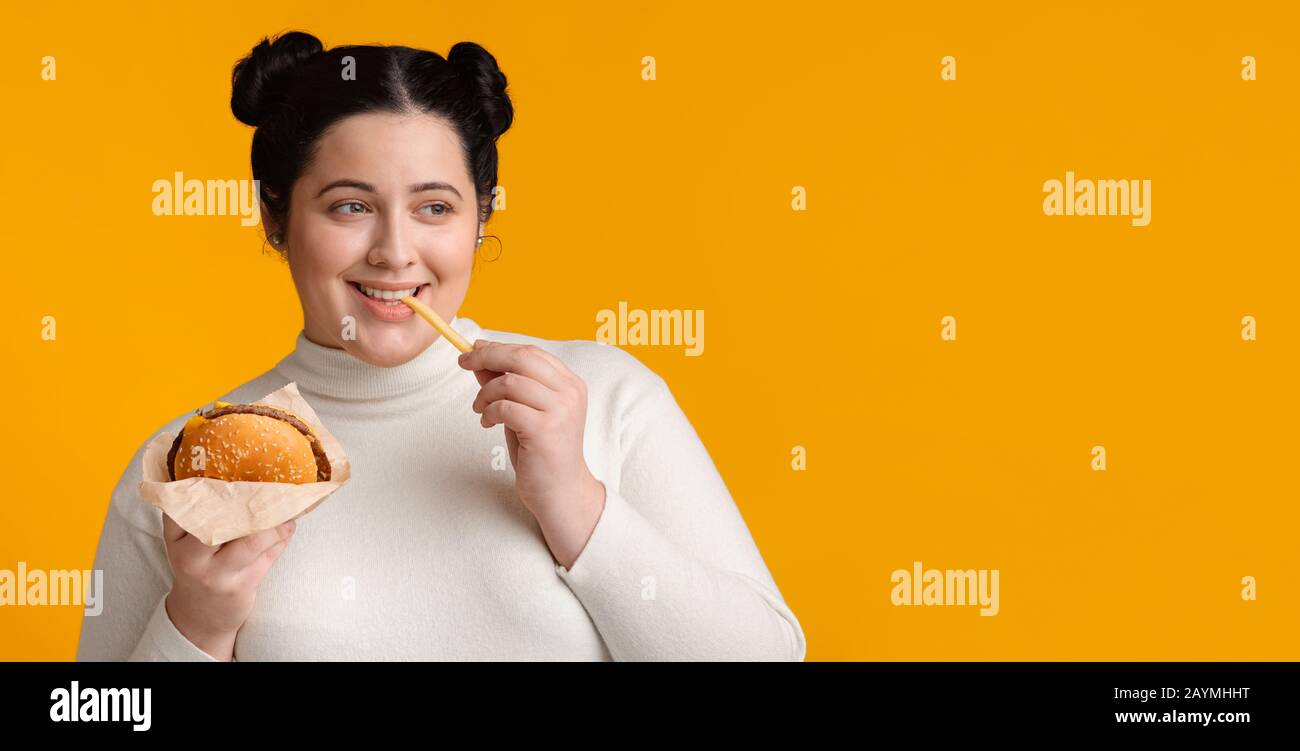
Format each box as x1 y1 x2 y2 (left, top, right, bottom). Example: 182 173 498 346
166 401 331 483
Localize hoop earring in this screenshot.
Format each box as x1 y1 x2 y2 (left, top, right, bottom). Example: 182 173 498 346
261 232 287 262
474 234 503 263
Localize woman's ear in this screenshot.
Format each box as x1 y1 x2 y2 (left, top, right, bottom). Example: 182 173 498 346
261 208 289 259
260 204 280 241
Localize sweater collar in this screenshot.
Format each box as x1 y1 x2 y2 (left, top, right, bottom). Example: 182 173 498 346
274 315 483 401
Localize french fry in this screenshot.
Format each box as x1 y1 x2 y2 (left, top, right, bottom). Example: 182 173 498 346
400 295 473 353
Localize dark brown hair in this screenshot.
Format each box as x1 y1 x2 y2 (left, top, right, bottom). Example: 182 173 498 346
230 31 513 254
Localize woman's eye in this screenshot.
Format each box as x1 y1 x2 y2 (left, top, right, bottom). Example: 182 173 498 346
332 201 369 215
419 203 451 216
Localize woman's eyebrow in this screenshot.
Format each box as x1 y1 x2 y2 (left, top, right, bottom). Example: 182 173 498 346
316 179 463 199
409 181 463 199
316 179 374 197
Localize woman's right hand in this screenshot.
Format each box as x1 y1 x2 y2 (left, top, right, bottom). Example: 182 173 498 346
161 513 296 661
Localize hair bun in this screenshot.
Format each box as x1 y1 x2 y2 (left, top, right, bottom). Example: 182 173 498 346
447 41 514 140
231 31 324 127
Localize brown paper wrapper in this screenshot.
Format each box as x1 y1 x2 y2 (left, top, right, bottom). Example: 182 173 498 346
137 382 351 546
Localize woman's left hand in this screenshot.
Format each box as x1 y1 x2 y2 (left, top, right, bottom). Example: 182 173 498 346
458 340 606 569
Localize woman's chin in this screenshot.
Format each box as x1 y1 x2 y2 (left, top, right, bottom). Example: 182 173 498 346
346 329 431 368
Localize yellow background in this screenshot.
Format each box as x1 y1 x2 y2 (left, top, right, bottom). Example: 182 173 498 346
1 0 1296 660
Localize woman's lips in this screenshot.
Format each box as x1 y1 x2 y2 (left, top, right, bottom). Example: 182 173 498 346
347 282 427 322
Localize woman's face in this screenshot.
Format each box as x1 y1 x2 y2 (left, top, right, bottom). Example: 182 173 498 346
274 111 481 367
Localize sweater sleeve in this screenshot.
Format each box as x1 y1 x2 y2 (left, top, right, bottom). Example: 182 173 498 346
77 434 222 662
555 372 807 661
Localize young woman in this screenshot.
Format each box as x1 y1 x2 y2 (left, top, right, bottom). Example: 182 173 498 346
77 31 805 661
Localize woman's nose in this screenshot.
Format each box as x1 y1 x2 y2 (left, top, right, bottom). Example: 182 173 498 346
367 213 417 267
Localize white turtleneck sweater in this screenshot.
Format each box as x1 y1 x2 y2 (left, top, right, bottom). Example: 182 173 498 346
77 316 806 661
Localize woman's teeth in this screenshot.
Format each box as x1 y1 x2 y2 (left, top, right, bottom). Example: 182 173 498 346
356 284 420 304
